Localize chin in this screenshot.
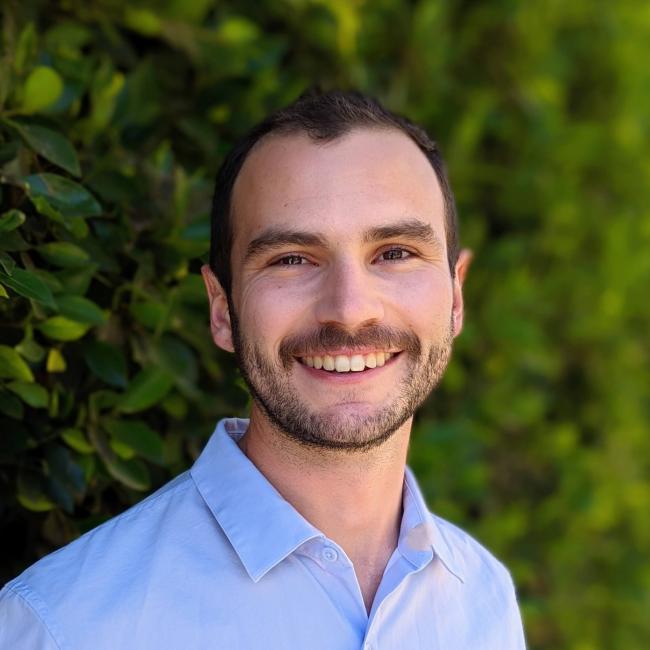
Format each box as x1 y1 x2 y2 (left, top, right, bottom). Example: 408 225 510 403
270 405 410 453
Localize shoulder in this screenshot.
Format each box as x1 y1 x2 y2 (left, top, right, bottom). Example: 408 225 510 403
10 471 197 588
1 471 204 644
0 580 63 649
14 470 195 583
430 511 518 598
427 513 526 646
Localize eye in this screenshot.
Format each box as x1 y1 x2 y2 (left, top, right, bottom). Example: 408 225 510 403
274 254 309 266
378 247 413 262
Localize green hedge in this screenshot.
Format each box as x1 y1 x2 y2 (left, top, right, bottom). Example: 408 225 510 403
1 2 649 649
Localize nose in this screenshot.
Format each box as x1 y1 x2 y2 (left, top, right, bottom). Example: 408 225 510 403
314 258 384 329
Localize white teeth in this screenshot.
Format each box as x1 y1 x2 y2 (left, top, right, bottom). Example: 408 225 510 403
302 351 397 372
350 355 365 371
334 355 351 372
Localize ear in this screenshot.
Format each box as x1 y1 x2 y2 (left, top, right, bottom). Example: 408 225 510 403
451 248 472 338
201 264 235 352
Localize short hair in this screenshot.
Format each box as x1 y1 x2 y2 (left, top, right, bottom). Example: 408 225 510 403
209 89 459 298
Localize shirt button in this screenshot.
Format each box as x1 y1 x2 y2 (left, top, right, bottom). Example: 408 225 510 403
322 546 338 562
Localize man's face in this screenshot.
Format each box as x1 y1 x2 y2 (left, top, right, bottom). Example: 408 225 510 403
205 128 467 451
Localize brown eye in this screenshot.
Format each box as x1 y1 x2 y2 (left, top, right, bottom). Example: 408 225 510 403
380 248 411 261
277 255 306 265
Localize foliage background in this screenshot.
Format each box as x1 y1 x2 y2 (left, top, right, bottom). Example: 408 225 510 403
1 1 649 648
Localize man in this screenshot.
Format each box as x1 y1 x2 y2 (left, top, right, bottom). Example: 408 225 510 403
0 90 526 648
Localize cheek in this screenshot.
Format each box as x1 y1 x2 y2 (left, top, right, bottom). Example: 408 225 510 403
385 271 453 333
238 277 313 342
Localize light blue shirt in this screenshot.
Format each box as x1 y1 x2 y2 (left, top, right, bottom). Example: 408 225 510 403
0 418 526 649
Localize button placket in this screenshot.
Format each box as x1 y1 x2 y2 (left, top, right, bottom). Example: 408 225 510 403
322 546 339 562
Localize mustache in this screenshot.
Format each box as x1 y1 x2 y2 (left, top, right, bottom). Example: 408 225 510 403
278 323 421 369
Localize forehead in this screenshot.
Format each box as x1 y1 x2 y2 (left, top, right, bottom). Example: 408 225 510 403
230 127 446 251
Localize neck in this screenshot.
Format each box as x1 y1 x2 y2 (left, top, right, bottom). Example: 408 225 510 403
239 406 411 611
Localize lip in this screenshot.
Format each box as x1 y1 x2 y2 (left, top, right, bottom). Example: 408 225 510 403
293 348 402 358
294 351 402 384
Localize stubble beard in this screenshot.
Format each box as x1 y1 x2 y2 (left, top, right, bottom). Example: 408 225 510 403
229 306 454 453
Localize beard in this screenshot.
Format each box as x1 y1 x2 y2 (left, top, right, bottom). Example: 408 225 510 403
229 306 454 453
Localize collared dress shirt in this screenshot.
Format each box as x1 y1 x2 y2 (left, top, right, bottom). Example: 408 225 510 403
0 418 526 649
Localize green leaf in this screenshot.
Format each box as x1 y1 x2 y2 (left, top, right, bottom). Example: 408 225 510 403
46 347 66 372
103 456 151 491
161 392 187 419
130 300 166 329
103 418 164 463
151 335 199 398
0 391 24 419
21 66 63 113
117 367 174 413
164 0 214 23
110 438 136 459
6 119 81 177
37 241 89 268
0 251 16 274
16 487 56 512
0 267 56 307
24 173 102 218
41 445 85 513
31 268 62 293
45 476 74 513
46 444 85 493
44 21 92 52
0 345 34 381
0 209 26 232
176 273 208 304
84 341 128 388
55 295 106 325
87 64 124 135
89 389 119 414
87 170 141 204
48 384 59 418
0 139 19 165
17 475 56 512
124 7 162 36
7 380 48 408
13 23 37 76
76 455 97 484
30 195 65 220
55 263 97 295
0 230 30 252
155 336 197 379
15 338 46 363
61 427 94 454
38 316 90 341
216 16 260 45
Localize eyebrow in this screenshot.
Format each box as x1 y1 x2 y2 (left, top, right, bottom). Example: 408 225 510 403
245 230 328 262
244 218 444 262
363 219 444 252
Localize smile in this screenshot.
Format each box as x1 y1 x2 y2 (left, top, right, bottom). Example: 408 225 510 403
297 351 399 373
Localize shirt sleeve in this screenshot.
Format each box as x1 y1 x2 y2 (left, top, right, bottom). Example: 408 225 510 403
0 584 61 650
505 573 528 649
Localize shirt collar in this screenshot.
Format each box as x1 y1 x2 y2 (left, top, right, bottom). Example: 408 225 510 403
399 467 465 583
190 418 322 582
191 418 464 584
